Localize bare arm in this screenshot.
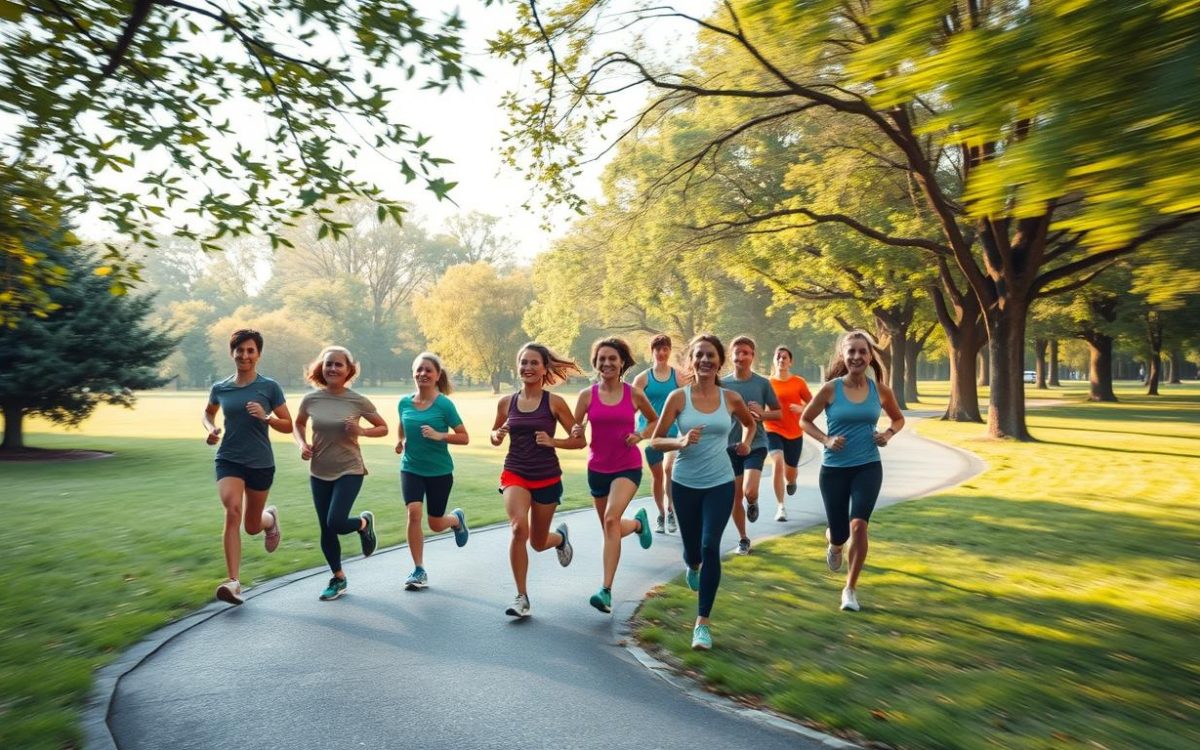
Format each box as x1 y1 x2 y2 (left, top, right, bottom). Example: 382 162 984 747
570 387 591 442
394 412 406 455
650 390 690 452
632 388 659 442
347 411 388 439
726 391 756 455
421 422 469 445
292 405 312 460
490 396 511 446
874 384 906 447
800 383 845 451
543 394 585 450
202 402 221 444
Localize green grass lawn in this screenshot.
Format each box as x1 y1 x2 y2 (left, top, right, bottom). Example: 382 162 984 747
0 387 590 750
635 383 1200 750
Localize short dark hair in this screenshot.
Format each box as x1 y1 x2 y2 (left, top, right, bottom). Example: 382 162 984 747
649 333 672 351
229 329 263 353
730 335 756 352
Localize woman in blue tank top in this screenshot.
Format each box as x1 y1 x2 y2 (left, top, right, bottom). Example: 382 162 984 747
650 333 755 651
631 333 685 534
800 331 904 613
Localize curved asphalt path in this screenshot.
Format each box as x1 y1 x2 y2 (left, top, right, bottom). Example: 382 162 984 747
91 415 982 750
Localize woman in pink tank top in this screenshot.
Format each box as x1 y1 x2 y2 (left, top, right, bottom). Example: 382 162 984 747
571 337 660 614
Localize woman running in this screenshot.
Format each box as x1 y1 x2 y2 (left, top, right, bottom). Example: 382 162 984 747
651 333 755 650
800 331 904 612
491 342 585 618
293 346 388 601
724 335 781 555
396 352 470 591
631 334 682 534
572 337 659 614
203 329 292 605
764 345 813 522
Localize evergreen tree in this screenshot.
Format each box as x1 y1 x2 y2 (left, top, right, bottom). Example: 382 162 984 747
0 242 177 450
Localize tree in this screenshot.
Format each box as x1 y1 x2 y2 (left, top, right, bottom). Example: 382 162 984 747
443 211 518 268
1 1 485 322
414 262 531 393
500 0 1200 439
0 242 176 450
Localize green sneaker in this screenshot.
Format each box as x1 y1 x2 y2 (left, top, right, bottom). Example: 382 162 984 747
589 586 612 614
319 576 347 601
634 508 652 549
691 623 713 651
685 565 700 591
359 511 377 557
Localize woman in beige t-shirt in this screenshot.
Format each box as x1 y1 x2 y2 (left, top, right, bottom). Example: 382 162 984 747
293 346 389 601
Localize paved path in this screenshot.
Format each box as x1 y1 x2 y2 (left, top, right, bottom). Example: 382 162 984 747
93 418 982 750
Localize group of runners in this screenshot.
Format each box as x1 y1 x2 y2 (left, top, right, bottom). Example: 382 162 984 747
204 327 903 650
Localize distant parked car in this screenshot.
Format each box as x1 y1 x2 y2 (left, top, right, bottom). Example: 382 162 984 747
1023 370 1037 383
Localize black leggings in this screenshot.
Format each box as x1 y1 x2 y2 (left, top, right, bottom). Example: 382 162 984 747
671 481 734 618
311 474 364 573
818 462 882 546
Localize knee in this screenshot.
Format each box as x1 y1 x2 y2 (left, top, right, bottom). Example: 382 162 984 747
510 520 529 545
244 517 263 535
850 518 869 537
602 515 623 537
406 504 424 525
223 504 242 525
745 486 759 503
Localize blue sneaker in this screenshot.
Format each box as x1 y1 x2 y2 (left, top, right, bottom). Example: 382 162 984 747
685 565 700 591
319 576 347 601
634 508 652 550
589 586 612 613
452 508 469 547
404 567 428 591
691 623 712 651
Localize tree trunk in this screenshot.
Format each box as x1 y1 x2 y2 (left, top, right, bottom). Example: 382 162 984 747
1145 311 1163 396
904 341 920 403
1048 340 1061 386
1169 350 1183 384
977 347 990 386
1083 334 1118 402
986 301 1032 440
1147 355 1162 396
945 336 984 422
2 401 24 450
886 328 908 411
1034 338 1049 389
490 370 502 395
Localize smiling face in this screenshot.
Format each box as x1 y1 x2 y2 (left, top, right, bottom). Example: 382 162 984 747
231 339 260 373
774 348 792 373
841 335 872 376
322 351 352 388
517 347 547 385
690 340 723 381
413 357 439 388
594 345 623 381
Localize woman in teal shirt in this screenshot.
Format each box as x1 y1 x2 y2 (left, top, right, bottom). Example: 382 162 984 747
395 352 471 590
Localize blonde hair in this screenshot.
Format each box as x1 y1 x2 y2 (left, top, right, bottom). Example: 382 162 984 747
306 346 359 387
413 351 453 394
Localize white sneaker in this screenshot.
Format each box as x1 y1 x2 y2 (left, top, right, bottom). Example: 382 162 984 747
774 505 787 522
840 587 860 612
505 593 531 618
216 578 243 606
555 523 574 567
826 544 843 572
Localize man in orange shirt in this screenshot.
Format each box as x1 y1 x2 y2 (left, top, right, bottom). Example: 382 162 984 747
764 345 813 521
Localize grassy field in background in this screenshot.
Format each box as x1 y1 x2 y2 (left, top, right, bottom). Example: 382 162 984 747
0 387 591 750
635 384 1200 750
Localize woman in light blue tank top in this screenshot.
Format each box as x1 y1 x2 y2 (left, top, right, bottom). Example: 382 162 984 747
650 333 755 651
632 334 682 534
800 331 905 613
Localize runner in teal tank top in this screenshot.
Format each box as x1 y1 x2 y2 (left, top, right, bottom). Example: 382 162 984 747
651 334 755 652
632 334 683 534
800 331 904 613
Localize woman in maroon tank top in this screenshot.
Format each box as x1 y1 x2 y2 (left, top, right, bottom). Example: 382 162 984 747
489 342 585 618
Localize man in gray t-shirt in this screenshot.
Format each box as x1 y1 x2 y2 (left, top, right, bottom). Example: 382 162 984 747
724 336 781 554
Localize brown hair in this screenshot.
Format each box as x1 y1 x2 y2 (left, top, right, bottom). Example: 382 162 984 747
683 333 726 386
591 337 637 377
306 346 359 387
772 345 793 377
729 335 756 352
229 328 263 353
826 331 884 382
518 342 582 386
414 352 453 394
649 333 672 351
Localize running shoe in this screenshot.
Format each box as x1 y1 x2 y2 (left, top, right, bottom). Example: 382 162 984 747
691 623 713 651
737 537 751 555
775 505 787 522
215 578 243 605
635 508 653 549
505 593 531 618
746 501 760 523
264 505 281 553
404 567 428 590
452 508 469 547
589 586 613 613
685 566 700 591
319 576 347 601
840 587 860 612
666 510 677 533
826 544 843 572
359 511 377 557
786 482 797 496
555 522 574 567
655 514 665 534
